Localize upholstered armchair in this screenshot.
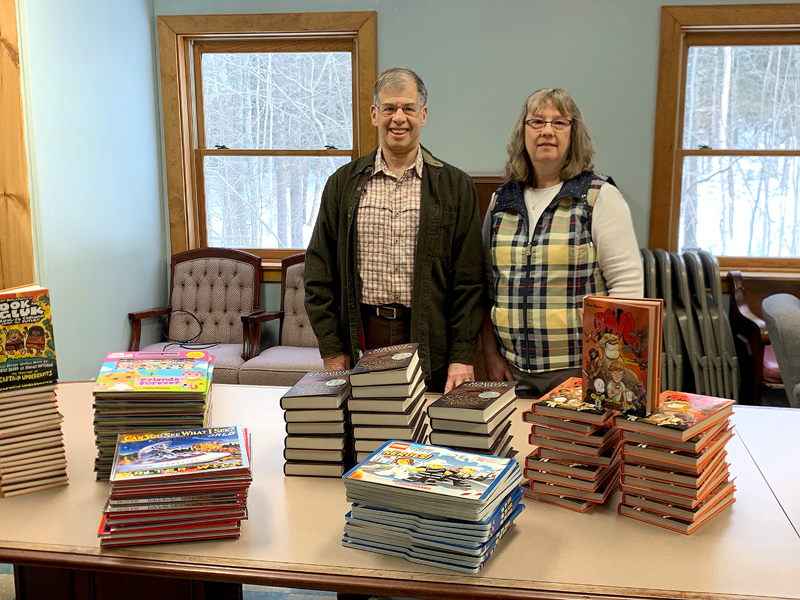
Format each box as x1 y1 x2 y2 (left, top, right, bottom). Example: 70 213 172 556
128 248 262 384
761 294 800 409
239 253 323 386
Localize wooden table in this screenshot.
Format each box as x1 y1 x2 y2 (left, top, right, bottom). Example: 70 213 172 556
1 382 799 600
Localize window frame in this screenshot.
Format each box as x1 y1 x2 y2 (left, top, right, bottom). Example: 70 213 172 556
649 4 800 273
157 12 377 264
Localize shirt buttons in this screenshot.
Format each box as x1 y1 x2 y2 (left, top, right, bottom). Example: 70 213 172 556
394 239 399 244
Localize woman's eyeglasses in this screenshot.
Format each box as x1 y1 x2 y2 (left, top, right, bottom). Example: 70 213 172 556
525 118 573 131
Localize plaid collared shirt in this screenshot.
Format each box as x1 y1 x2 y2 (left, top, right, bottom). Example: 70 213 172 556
356 147 423 307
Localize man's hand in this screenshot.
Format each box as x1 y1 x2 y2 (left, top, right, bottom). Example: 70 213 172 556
444 362 474 393
484 352 515 383
323 353 351 371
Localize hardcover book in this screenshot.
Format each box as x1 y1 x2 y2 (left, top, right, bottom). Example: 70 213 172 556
348 380 426 410
531 378 616 424
0 285 58 392
616 390 735 442
350 344 420 386
582 296 663 417
427 382 516 423
280 370 351 410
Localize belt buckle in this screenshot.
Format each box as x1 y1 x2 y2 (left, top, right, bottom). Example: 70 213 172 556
378 305 398 319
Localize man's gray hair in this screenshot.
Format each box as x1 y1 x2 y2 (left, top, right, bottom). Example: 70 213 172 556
373 67 428 108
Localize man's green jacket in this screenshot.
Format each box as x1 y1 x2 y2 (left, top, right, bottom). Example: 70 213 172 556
304 146 486 377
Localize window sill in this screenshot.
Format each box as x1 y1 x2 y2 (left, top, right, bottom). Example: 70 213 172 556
260 261 282 282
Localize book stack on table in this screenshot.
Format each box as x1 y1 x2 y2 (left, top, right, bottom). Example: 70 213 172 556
98 425 252 547
348 344 429 463
342 441 524 573
427 382 517 458
282 370 354 477
91 351 214 480
0 384 68 497
615 391 736 534
522 377 621 513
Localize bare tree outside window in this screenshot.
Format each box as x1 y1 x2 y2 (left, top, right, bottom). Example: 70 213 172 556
200 51 354 249
680 45 800 258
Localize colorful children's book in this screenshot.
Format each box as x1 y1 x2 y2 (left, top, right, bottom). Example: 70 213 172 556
616 390 735 442
0 285 58 392
531 377 616 424
582 296 664 417
109 425 249 482
93 351 212 396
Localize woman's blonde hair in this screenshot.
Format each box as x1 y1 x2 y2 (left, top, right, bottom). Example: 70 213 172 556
504 88 595 186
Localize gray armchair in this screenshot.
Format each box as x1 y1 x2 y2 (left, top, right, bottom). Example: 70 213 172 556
239 253 323 386
128 248 262 384
761 294 800 408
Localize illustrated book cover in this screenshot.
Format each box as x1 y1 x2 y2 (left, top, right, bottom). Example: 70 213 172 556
531 377 616 424
109 425 249 482
0 285 58 392
93 351 212 396
582 295 663 417
615 390 734 442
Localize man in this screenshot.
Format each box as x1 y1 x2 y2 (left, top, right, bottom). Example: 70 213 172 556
304 67 485 393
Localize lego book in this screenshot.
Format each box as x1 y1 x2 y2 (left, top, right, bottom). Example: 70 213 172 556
582 296 664 417
0 285 58 392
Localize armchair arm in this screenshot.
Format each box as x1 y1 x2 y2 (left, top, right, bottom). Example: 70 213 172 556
241 310 283 360
728 271 769 405
128 306 171 351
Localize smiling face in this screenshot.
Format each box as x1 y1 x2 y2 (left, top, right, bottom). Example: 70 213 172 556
524 101 572 183
370 83 427 162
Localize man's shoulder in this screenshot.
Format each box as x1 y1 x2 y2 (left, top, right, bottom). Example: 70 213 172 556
328 149 377 182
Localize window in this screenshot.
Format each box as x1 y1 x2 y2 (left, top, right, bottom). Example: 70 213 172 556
649 5 800 272
157 13 377 266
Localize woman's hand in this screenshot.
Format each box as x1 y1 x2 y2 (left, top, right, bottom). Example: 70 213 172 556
484 349 515 382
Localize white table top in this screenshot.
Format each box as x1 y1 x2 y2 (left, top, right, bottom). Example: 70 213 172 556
1 382 799 600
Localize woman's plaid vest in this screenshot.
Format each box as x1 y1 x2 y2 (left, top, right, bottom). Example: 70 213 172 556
490 172 609 373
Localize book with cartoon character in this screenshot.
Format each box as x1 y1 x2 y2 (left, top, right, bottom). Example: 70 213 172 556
93 351 212 397
530 377 616 424
582 296 663 418
0 285 58 392
615 390 734 442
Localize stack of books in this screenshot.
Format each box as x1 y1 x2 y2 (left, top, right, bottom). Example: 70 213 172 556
0 284 67 498
348 344 428 462
522 378 621 513
98 425 251 547
282 370 354 477
616 390 736 534
342 441 524 573
427 382 517 457
92 351 213 480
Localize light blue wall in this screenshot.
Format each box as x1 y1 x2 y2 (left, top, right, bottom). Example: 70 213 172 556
156 0 799 244
21 0 166 380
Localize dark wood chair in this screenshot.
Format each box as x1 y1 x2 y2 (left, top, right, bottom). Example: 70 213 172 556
128 248 262 384
727 270 799 404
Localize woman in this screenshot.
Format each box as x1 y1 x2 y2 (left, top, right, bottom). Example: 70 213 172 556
482 88 643 398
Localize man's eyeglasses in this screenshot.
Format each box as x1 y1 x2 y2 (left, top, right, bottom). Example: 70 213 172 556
525 118 573 131
379 103 421 117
